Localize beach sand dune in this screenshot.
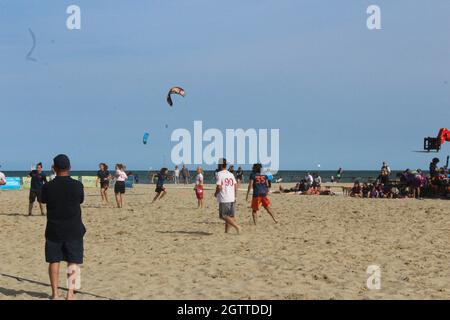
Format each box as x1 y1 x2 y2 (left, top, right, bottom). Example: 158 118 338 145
1 184 449 300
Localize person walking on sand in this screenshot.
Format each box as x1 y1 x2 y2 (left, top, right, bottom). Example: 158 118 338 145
228 165 235 177
152 168 169 202
194 166 204 209
181 165 190 184
173 165 180 184
114 164 127 208
29 162 47 216
214 158 240 234
96 163 110 203
246 163 278 225
41 154 86 300
236 166 244 185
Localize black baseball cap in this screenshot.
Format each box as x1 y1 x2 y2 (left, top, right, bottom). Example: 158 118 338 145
217 158 228 165
53 154 71 170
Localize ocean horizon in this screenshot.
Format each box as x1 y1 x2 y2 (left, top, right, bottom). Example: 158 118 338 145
1 169 422 184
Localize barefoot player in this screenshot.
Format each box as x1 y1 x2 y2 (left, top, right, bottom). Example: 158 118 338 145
41 154 86 300
215 158 240 234
194 166 204 209
152 168 169 202
29 162 47 216
246 163 278 225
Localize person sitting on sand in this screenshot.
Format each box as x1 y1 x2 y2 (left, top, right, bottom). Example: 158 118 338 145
114 164 127 208
350 181 362 197
390 186 401 198
411 169 427 199
377 183 386 198
194 166 204 209
305 173 322 195
312 173 322 189
298 179 309 193
318 186 335 196
41 154 85 300
246 163 278 225
215 158 240 234
152 168 169 203
274 183 301 194
362 183 371 198
369 184 379 198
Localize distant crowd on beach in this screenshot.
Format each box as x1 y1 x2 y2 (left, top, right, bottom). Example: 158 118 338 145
347 159 450 199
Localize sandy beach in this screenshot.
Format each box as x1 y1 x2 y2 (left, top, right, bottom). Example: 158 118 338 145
1 184 449 300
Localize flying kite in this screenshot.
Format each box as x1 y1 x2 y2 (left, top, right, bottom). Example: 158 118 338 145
143 132 150 145
26 28 37 62
166 86 185 107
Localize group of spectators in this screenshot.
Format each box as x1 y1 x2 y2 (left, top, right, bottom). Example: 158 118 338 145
276 172 335 195
349 159 450 199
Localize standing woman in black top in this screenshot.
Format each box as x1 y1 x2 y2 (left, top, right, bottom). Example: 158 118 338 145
96 163 110 203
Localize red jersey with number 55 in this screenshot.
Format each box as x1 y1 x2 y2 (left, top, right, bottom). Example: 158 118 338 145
216 170 236 203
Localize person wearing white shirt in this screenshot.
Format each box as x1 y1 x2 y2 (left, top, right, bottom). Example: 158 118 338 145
381 162 391 175
305 172 313 189
214 158 240 234
114 164 128 208
194 167 204 209
174 166 180 184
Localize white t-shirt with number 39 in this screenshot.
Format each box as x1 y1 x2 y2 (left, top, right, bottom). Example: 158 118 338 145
216 170 236 203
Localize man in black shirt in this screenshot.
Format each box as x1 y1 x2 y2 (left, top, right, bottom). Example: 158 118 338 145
28 162 47 216
41 154 86 300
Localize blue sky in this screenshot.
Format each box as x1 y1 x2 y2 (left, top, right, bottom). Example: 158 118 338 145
0 0 449 170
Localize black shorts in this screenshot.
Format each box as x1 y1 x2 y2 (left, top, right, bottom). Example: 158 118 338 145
155 186 166 193
45 239 84 264
114 181 125 194
29 190 42 203
100 180 109 189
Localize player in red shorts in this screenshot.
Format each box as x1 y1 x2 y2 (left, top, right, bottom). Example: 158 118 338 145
194 166 204 209
246 163 278 225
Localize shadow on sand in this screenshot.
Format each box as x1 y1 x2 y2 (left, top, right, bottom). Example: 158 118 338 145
0 287 50 299
0 273 114 300
157 230 213 236
0 213 38 217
